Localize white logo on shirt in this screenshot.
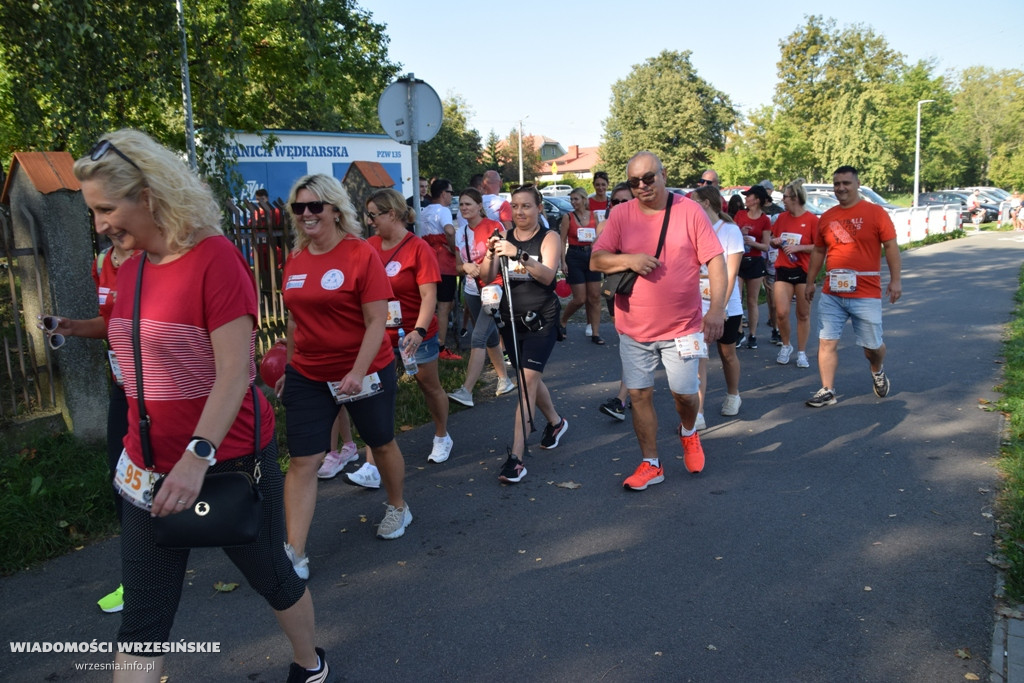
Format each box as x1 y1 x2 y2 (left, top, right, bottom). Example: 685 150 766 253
385 262 402 277
321 269 344 290
285 274 307 290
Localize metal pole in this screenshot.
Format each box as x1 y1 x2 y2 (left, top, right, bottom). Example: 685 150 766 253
913 99 935 208
406 73 422 231
518 119 524 186
177 0 197 171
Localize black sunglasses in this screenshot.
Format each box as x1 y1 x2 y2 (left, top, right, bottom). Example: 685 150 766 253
696 179 715 186
626 172 658 189
290 201 330 215
610 198 629 206
89 140 140 170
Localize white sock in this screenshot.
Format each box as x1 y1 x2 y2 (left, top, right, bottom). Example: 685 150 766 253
643 457 660 467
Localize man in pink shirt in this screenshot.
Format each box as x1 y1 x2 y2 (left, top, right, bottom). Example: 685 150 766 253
591 151 727 490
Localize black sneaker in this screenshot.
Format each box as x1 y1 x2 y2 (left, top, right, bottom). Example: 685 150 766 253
736 333 747 348
539 418 569 449
287 647 330 683
599 398 626 421
872 370 890 398
498 450 527 483
806 387 837 408
745 336 758 349
770 328 782 346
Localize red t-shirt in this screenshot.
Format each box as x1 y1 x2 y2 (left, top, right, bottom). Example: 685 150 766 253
92 247 123 325
771 211 818 271
283 236 394 380
368 233 441 347
566 211 597 246
734 210 771 258
107 236 274 473
815 201 896 299
588 197 609 212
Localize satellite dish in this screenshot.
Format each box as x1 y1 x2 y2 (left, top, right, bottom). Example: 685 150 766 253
378 77 443 145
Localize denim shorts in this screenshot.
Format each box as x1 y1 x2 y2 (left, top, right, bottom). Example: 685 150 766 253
394 333 439 367
817 293 883 349
618 333 700 395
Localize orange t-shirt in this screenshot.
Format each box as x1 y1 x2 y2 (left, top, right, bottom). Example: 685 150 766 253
814 201 896 299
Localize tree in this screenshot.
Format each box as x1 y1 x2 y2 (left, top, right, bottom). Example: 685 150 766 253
0 0 398 198
418 95 482 191
600 50 736 185
482 130 507 173
499 128 541 185
948 67 1024 184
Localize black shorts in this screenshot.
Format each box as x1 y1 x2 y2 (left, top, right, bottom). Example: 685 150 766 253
437 274 457 303
282 362 397 455
739 255 767 280
775 266 808 286
717 314 744 346
565 245 601 285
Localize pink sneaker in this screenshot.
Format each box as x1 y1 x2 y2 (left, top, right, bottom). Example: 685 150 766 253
317 442 359 479
679 428 705 474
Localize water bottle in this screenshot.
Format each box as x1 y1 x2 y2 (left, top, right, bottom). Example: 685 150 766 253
397 328 418 375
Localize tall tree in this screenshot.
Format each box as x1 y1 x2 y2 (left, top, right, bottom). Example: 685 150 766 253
499 128 541 184
0 0 398 197
600 50 735 185
418 95 482 191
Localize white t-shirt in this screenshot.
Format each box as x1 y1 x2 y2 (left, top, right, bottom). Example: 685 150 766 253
419 203 453 238
482 194 511 223
701 219 744 318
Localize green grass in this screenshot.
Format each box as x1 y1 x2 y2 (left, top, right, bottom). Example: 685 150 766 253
0 432 118 575
996 267 1024 602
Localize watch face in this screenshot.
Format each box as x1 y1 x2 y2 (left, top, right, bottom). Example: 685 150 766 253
193 440 214 459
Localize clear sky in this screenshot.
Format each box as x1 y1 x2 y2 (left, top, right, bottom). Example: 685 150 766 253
368 1 1023 152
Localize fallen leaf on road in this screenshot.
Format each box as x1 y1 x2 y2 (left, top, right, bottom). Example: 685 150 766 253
213 581 238 592
997 605 1024 619
555 481 581 489
864 586 872 591
955 648 971 659
965 674 979 680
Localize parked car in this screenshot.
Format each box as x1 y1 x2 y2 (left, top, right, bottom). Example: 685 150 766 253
449 195 460 220
543 196 572 229
803 192 839 216
802 183 898 210
540 184 573 197
916 191 999 224
956 186 1010 202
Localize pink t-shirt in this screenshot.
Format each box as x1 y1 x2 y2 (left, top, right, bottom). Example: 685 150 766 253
593 193 724 341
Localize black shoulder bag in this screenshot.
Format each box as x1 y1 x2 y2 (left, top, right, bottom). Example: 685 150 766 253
130 254 265 549
601 195 673 298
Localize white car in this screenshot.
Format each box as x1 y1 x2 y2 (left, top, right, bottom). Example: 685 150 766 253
540 184 573 197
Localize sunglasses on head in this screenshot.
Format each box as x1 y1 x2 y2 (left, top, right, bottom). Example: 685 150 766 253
626 172 658 189
89 139 140 171
290 201 330 215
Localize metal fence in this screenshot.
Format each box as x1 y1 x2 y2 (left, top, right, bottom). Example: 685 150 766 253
0 197 296 423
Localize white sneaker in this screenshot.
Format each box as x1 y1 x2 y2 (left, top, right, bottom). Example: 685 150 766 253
447 386 474 407
428 434 453 463
776 344 793 365
317 442 359 479
495 377 517 396
344 462 381 489
585 324 593 336
283 543 309 580
694 413 707 431
377 502 412 539
796 352 810 368
721 394 742 416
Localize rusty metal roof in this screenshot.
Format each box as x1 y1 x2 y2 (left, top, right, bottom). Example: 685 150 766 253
346 160 396 189
1 151 80 204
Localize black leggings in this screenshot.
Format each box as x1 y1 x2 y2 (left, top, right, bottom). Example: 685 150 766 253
117 441 306 644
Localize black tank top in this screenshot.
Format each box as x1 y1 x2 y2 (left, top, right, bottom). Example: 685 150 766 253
501 225 557 319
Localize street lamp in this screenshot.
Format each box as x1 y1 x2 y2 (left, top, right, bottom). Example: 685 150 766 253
517 115 529 186
913 99 936 208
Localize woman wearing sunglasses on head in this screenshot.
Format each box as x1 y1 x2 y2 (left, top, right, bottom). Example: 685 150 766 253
74 129 330 683
365 188 454 464
588 170 611 215
558 186 605 344
482 184 569 484
277 174 411 572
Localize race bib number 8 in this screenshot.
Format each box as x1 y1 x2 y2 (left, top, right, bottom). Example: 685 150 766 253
674 333 708 360
386 300 403 327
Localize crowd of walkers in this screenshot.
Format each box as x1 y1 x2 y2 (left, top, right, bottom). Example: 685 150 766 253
53 126 899 681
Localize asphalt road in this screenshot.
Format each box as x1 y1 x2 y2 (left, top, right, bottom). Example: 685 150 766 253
2 230 1019 682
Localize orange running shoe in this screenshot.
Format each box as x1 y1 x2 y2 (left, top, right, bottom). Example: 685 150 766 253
679 427 705 473
623 461 664 490
438 348 463 361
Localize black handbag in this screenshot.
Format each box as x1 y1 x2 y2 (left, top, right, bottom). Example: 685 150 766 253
601 196 673 297
130 254 265 549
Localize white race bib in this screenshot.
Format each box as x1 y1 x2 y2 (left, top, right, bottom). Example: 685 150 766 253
386 300 403 327
107 350 124 386
674 333 708 360
113 449 162 511
699 278 711 301
829 270 857 293
576 228 596 243
328 372 383 404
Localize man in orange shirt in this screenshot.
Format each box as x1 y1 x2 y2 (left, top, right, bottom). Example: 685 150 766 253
804 166 902 407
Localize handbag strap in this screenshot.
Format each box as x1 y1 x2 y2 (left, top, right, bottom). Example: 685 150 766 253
131 254 262 475
652 194 673 260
